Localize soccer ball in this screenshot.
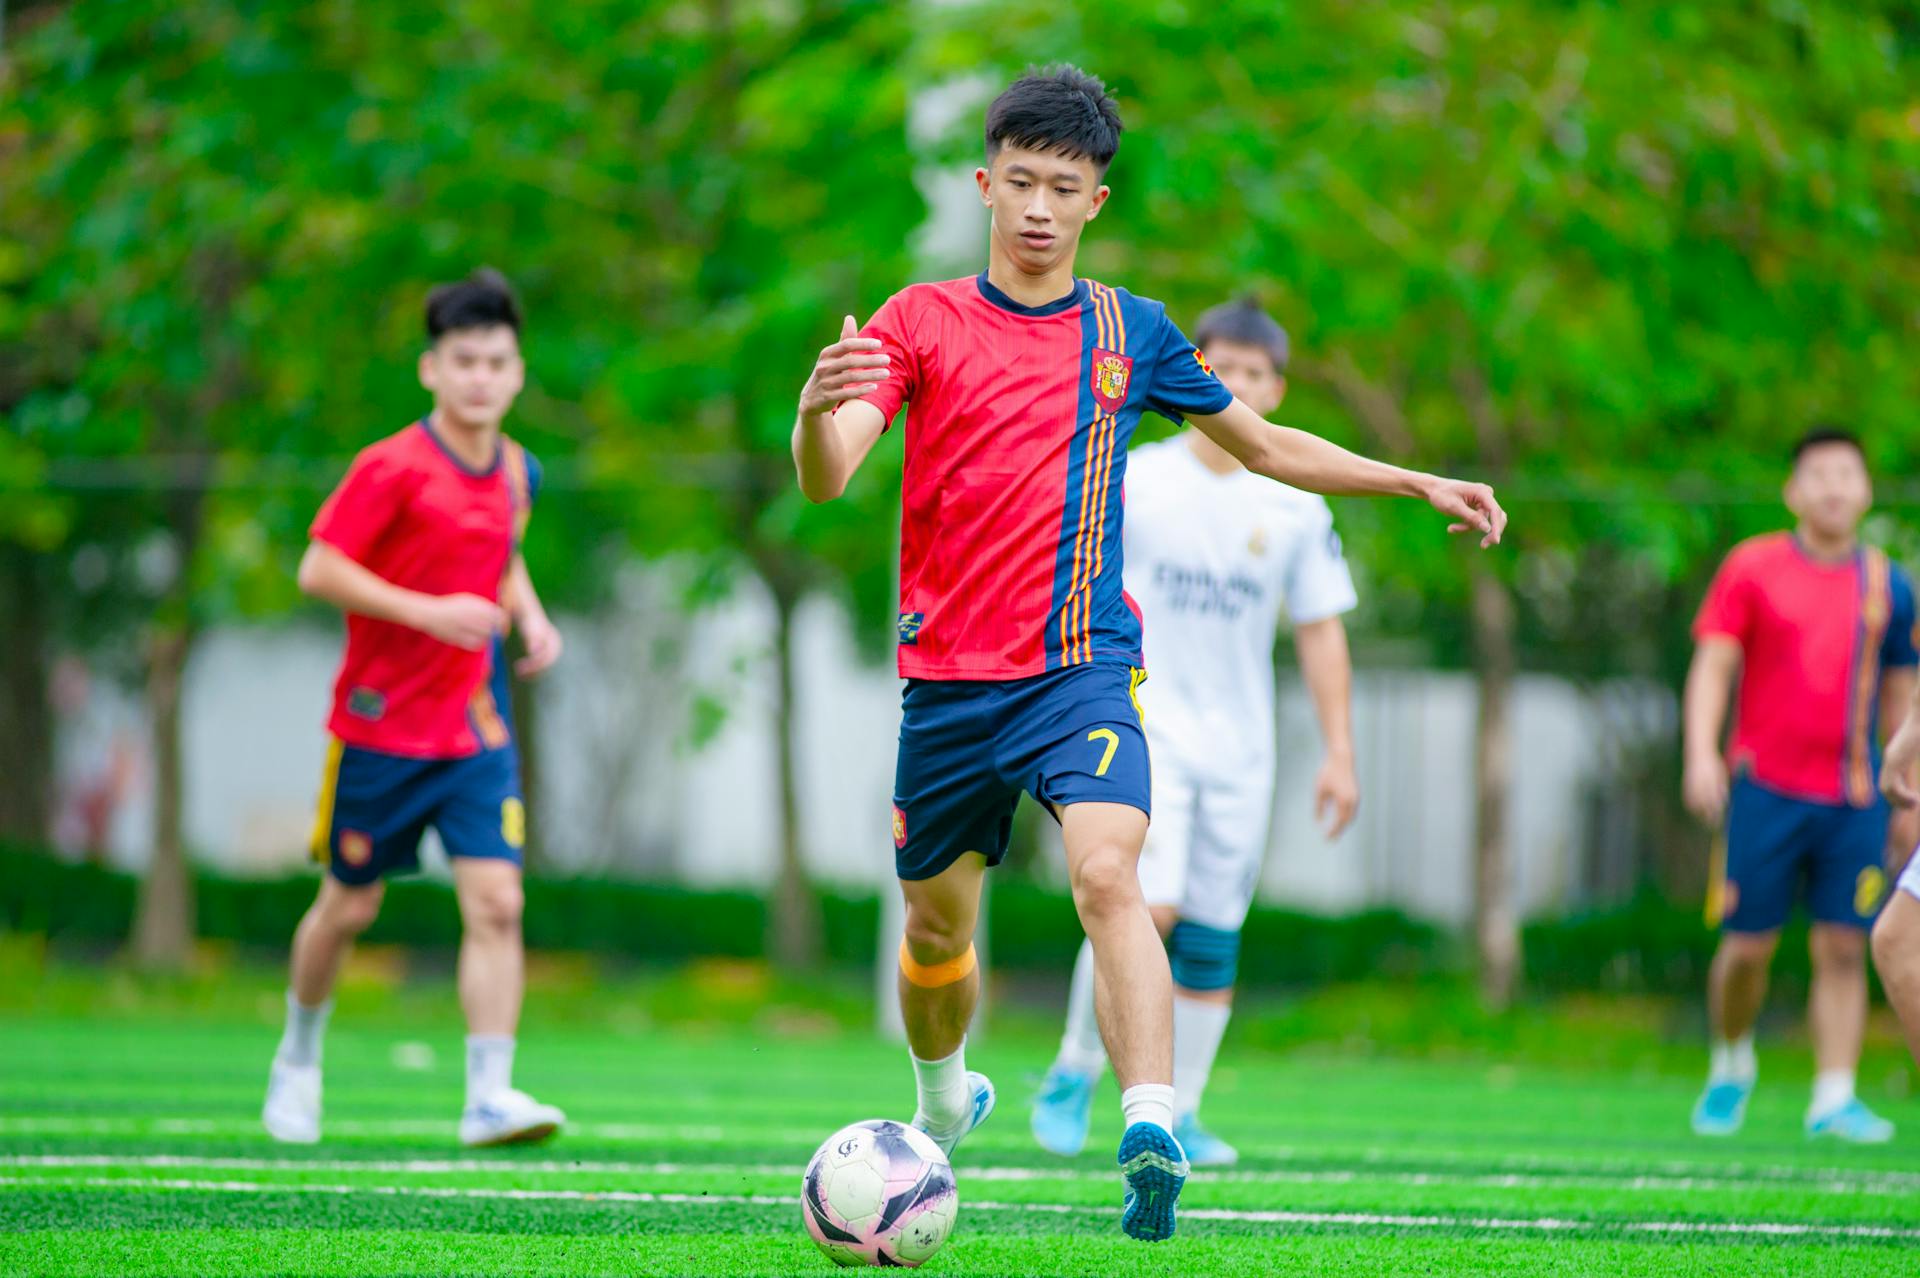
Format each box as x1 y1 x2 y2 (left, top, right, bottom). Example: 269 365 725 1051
801 1119 958 1268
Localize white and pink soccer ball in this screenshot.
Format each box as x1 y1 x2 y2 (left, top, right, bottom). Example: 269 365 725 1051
801 1119 959 1268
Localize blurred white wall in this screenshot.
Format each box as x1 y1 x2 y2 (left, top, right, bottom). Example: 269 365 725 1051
58 575 1672 926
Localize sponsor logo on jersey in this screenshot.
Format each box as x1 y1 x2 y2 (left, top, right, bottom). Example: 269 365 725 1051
1091 350 1133 413
897 611 924 645
346 686 387 721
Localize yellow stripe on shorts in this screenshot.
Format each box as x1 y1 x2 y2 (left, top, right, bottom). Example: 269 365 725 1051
309 738 344 862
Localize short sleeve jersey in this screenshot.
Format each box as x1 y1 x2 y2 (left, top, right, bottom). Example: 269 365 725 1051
854 273 1233 680
1124 438 1358 775
310 420 540 758
1693 532 1919 806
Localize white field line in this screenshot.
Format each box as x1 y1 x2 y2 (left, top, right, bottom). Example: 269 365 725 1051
1 1174 1916 1243
6 1116 1920 1193
2 1153 1915 1201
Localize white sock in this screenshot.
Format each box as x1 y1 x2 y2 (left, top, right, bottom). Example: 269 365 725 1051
1708 1034 1756 1085
910 1042 970 1133
277 992 331 1068
1172 994 1232 1119
466 1034 515 1105
1810 1069 1855 1117
1054 938 1109 1078
1120 1082 1175 1135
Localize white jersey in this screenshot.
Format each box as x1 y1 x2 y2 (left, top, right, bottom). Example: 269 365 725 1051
1124 437 1358 779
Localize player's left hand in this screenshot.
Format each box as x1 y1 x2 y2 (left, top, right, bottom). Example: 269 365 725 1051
1314 752 1360 840
1425 477 1506 549
514 612 564 677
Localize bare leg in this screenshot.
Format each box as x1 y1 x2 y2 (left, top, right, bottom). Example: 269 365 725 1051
897 853 987 1061
453 859 526 1038
1708 930 1778 1045
1061 802 1168 1091
289 877 385 1008
1808 923 1868 1077
1872 891 1920 1064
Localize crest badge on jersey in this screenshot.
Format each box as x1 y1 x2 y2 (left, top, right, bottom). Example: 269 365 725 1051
891 805 908 850
1090 349 1133 413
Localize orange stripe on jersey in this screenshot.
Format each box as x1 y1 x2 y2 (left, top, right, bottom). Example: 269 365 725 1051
1846 549 1891 807
470 684 511 751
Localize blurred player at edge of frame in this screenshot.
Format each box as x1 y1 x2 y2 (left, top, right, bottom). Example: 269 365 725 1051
1683 426 1917 1143
1032 297 1360 1167
261 270 568 1148
1871 585 1920 1071
790 65 1505 1242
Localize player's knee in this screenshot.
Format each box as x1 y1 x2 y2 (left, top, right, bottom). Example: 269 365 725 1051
1169 921 1240 993
323 883 384 936
1811 924 1867 969
1068 847 1139 923
901 909 972 966
463 878 525 936
1718 932 1776 970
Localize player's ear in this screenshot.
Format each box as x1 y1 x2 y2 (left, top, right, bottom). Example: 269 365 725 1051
417 348 437 394
1086 184 1111 221
975 166 992 205
1274 373 1288 407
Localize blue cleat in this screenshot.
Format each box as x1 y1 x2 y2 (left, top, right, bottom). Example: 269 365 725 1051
1173 1112 1239 1168
1030 1067 1095 1157
1690 1078 1752 1136
1806 1097 1895 1144
1117 1121 1189 1242
914 1071 995 1157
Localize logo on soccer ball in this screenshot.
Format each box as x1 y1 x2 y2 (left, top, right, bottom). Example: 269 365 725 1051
1091 349 1132 412
339 830 372 867
892 805 908 850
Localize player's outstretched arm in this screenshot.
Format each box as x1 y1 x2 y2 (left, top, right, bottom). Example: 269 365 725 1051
298 540 503 651
792 315 890 503
502 555 563 677
1188 398 1506 547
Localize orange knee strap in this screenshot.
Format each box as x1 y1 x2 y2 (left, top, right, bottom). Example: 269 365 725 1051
899 940 977 989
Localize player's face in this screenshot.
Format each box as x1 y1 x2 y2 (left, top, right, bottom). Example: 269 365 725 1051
1786 441 1871 538
975 147 1109 277
1202 340 1286 416
419 325 525 429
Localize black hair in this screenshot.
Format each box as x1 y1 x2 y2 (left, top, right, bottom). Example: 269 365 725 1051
426 268 521 342
1193 296 1290 373
1792 423 1866 467
984 64 1123 173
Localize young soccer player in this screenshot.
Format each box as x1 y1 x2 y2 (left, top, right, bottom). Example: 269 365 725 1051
1872 681 1920 1066
1684 426 1916 1143
261 270 567 1148
1031 298 1359 1167
792 66 1503 1241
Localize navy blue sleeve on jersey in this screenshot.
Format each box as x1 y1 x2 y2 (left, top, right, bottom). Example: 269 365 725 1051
1143 307 1235 424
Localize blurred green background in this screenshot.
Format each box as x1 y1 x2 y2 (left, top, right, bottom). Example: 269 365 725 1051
3 1 1920 1030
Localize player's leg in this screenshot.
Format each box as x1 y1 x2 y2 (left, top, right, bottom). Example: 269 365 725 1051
439 748 563 1146
1164 778 1269 1167
266 742 423 1144
1034 764 1194 1157
898 852 995 1151
1871 861 1920 1064
1802 800 1893 1142
1694 779 1799 1135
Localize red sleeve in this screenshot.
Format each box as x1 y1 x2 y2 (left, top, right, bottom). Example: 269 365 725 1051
849 290 918 428
1693 547 1754 648
310 447 409 564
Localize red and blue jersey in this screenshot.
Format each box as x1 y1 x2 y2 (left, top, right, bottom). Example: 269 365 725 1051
855 273 1233 680
310 420 539 759
1694 532 1919 807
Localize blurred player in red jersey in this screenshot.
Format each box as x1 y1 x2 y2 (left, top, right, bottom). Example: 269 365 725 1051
1684 427 1917 1143
262 270 568 1148
791 66 1504 1243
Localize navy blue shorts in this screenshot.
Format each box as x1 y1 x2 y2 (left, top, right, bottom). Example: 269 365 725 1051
1719 778 1889 933
892 663 1150 882
310 740 525 887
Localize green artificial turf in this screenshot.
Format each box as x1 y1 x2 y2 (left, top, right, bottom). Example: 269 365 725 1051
2 973 1918 1276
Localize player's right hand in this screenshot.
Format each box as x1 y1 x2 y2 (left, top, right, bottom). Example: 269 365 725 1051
418 593 507 651
1682 751 1730 827
797 315 890 416
1882 723 1920 809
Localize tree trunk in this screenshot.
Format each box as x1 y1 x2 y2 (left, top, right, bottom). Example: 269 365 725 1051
0 546 54 845
767 580 821 970
132 622 196 969
1471 565 1519 1009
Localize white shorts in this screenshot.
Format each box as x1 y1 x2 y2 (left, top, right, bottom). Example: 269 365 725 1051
1138 756 1272 932
1899 849 1920 904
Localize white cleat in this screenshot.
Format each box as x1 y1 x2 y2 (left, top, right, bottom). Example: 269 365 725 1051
460 1087 566 1147
262 1058 322 1145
